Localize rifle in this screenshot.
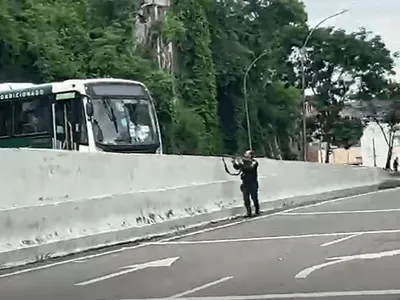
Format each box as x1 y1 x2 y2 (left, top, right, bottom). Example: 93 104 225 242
221 153 261 176
221 154 242 176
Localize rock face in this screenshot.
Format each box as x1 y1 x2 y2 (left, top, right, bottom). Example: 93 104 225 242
135 0 173 73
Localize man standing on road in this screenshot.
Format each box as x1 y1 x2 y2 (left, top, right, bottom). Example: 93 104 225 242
232 150 260 217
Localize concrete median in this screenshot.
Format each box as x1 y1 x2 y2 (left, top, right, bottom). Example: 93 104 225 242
0 149 396 268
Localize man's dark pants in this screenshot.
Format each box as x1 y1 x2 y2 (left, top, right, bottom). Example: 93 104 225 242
240 182 260 216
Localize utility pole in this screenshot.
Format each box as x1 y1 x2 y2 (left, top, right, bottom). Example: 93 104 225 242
372 138 377 167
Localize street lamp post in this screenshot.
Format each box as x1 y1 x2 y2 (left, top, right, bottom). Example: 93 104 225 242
243 50 270 151
300 9 349 161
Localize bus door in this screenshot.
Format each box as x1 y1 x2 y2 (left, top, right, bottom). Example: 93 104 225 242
53 101 75 150
52 98 88 151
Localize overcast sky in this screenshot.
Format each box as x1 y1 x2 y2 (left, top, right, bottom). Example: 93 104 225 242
302 0 400 79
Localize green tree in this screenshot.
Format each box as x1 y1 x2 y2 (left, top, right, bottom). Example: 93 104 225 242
205 0 307 157
299 27 397 163
15 0 89 81
0 0 48 82
3 0 396 161
5 0 180 153
0 0 311 157
378 102 400 169
204 0 252 154
0 0 26 81
331 117 363 150
171 0 221 154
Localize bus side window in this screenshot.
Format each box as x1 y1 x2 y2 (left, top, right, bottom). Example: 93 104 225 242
14 98 50 135
0 102 11 137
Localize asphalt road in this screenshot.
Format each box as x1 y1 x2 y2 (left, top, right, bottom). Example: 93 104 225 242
2 187 400 300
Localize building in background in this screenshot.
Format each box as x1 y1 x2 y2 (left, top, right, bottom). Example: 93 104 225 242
307 141 362 165
360 121 400 168
306 99 400 167
305 97 363 165
343 100 400 168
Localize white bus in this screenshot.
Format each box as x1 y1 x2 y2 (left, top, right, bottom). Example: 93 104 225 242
0 78 163 154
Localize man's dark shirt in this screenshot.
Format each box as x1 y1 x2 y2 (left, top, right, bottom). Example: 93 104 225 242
233 159 258 186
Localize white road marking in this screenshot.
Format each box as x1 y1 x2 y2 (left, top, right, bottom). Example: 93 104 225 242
327 248 400 260
153 228 400 245
73 260 87 263
0 243 149 279
119 289 400 299
282 208 400 215
75 257 180 286
295 248 400 279
161 188 400 242
0 187 396 279
320 234 361 247
295 258 352 279
168 276 233 298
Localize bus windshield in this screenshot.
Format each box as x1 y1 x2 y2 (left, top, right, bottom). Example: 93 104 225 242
91 97 158 147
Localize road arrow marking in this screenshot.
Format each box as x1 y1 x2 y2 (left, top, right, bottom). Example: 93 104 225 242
295 249 400 279
75 256 180 286
119 257 180 269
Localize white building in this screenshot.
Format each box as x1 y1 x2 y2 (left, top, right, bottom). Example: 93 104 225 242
339 99 400 168
360 121 400 168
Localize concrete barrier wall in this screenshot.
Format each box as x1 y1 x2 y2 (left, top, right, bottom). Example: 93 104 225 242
0 149 392 268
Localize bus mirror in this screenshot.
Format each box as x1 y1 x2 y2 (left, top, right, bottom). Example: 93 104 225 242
86 102 93 117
